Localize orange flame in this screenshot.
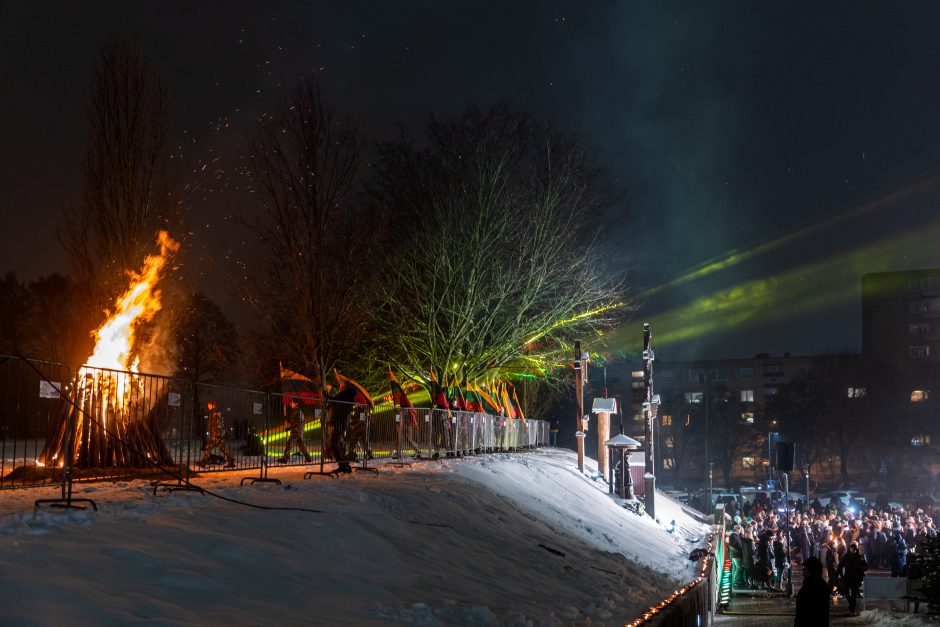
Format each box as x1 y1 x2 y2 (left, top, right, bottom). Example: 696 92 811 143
85 230 180 372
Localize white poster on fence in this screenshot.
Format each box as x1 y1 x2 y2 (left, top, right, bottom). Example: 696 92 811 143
39 381 61 399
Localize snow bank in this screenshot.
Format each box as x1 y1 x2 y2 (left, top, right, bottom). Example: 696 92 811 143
0 448 708 626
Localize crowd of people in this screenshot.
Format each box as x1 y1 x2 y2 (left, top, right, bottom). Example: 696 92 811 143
724 493 938 618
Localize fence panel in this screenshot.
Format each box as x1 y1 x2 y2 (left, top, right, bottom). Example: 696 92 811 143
0 355 72 489
268 391 325 468
2 354 556 491
34 364 191 483
453 410 473 455
369 404 412 463
194 384 271 473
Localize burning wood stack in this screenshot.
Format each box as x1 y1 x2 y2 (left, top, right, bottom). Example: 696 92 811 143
38 231 180 471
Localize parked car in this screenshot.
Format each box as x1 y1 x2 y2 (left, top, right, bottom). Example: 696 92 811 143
818 490 866 510
712 493 745 510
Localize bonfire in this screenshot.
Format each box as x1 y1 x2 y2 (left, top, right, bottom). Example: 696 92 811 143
38 231 180 471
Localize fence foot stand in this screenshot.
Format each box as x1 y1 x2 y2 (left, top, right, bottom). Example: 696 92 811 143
354 466 379 475
153 482 205 496
304 470 338 479
384 458 413 468
35 497 98 511
241 476 281 486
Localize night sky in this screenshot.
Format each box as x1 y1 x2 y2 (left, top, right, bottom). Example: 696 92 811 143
2 2 939 360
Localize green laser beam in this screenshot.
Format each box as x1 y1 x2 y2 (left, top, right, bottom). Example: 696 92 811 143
639 174 940 300
607 217 940 351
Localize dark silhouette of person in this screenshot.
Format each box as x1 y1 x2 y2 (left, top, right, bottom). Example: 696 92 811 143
794 556 830 626
838 541 868 616
327 385 358 473
198 400 235 468
278 398 312 463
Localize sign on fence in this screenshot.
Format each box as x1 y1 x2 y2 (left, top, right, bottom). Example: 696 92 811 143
38 381 61 399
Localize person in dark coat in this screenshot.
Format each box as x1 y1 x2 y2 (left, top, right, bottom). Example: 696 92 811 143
773 529 788 590
825 541 840 596
795 556 830 626
891 523 908 577
838 541 867 616
741 527 756 589
755 528 775 590
728 525 744 590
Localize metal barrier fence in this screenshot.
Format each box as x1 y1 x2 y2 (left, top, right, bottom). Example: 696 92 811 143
630 511 723 626
0 356 72 488
0 355 549 494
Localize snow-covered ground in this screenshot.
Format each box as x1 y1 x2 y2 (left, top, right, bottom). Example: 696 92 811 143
0 449 708 626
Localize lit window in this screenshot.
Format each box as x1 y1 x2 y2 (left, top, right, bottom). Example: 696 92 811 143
663 458 675 469
661 414 673 426
664 436 674 448
911 434 931 447
909 346 931 358
739 367 753 381
764 387 778 396
742 456 757 468
911 390 930 402
632 370 644 379
633 413 644 422
740 389 754 402
847 387 867 398
742 411 754 423
684 392 704 404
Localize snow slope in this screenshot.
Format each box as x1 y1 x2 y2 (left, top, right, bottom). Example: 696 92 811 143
0 449 707 626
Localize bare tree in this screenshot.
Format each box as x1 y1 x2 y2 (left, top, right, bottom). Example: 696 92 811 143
658 389 698 485
22 274 86 364
237 79 380 388
772 353 868 489
40 40 182 470
59 39 183 358
169 292 240 384
705 383 757 486
372 105 627 386
0 273 29 356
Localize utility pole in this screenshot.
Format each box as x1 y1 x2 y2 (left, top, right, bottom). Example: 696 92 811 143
642 323 657 518
704 374 710 514
575 341 586 473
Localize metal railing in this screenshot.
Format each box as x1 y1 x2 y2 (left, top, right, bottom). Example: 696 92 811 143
0 355 549 499
628 509 724 626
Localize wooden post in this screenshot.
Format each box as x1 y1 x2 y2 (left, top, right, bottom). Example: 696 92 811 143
597 410 610 479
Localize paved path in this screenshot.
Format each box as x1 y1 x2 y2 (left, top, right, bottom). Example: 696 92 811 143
713 566 912 625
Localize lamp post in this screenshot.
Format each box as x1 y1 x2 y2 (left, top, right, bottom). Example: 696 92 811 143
784 470 793 596
642 323 657 519
804 463 810 506
708 462 714 517
704 375 709 509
